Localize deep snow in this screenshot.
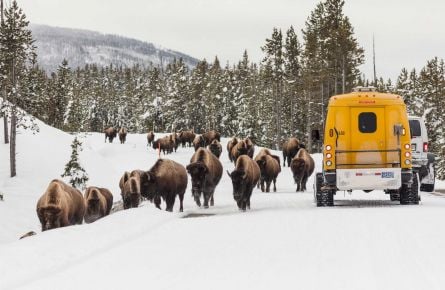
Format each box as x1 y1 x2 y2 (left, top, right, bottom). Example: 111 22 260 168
2 118 445 290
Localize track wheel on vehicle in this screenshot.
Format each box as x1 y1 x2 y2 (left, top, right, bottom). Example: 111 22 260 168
400 173 419 205
388 190 400 201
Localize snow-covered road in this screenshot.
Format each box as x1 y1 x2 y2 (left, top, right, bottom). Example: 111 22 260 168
1 119 445 290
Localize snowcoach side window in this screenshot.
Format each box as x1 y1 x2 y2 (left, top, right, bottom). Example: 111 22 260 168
358 112 376 133
409 120 421 137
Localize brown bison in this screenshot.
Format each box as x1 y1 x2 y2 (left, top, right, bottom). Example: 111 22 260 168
208 139 222 158
230 139 248 163
193 135 205 151
170 133 179 152
121 176 142 209
147 131 155 147
255 150 281 192
179 130 196 147
118 127 127 144
282 137 300 167
245 137 255 158
202 130 221 146
36 179 86 231
227 137 238 162
119 171 130 192
104 127 118 143
153 135 174 154
84 186 113 223
227 155 260 211
186 148 223 208
291 148 315 192
145 159 188 212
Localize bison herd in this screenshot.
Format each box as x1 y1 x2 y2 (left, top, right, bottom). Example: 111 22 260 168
35 129 315 233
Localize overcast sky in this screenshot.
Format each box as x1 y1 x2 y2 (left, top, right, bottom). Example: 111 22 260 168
19 0 445 81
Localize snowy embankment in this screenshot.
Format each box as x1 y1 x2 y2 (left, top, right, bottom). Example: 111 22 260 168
2 118 445 290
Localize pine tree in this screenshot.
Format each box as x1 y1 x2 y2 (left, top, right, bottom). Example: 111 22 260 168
0 0 36 177
61 137 89 190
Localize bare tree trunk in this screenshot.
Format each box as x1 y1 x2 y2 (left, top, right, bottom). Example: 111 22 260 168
10 106 16 177
342 55 346 93
306 92 312 153
1 0 7 145
3 115 8 143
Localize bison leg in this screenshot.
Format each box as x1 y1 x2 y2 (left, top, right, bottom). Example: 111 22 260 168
302 174 308 191
260 179 265 192
273 178 277 192
287 155 291 167
194 195 201 207
154 196 162 210
165 195 175 212
266 180 271 193
283 155 286 167
179 193 184 212
210 193 214 206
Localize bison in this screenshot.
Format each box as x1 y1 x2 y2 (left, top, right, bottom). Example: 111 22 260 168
290 148 315 192
179 130 195 147
36 179 86 231
227 155 260 211
147 131 155 147
202 130 221 146
227 137 238 162
145 159 188 212
208 139 222 159
193 135 205 151
186 148 223 208
245 137 255 158
153 135 174 154
84 186 113 223
255 150 281 192
118 127 128 144
282 137 300 167
104 127 118 143
230 139 248 163
121 176 142 209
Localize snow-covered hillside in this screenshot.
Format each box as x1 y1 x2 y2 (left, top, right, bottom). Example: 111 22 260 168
2 118 445 290
31 24 199 72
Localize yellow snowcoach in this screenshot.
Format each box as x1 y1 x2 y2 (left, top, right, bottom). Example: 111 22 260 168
313 87 418 206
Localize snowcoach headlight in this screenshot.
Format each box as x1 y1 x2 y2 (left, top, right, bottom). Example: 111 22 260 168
325 145 332 151
405 159 411 165
326 160 332 166
326 153 332 159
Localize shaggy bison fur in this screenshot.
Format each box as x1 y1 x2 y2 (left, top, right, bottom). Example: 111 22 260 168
290 148 315 192
202 130 221 146
179 130 196 147
145 159 188 212
147 131 155 147
186 148 223 208
193 135 205 151
227 137 238 162
227 155 260 211
84 186 113 223
104 127 118 143
118 127 128 144
36 179 86 231
254 149 281 192
230 139 248 163
282 137 300 167
208 139 222 158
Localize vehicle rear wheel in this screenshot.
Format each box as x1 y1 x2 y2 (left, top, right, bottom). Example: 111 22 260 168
314 172 323 203
420 184 434 192
400 173 419 205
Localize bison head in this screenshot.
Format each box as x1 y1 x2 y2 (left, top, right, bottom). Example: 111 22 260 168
38 206 62 231
291 158 306 183
227 169 247 202
186 162 208 197
122 178 141 209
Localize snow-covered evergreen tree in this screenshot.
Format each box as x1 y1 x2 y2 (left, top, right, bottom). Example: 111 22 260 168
61 137 89 190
